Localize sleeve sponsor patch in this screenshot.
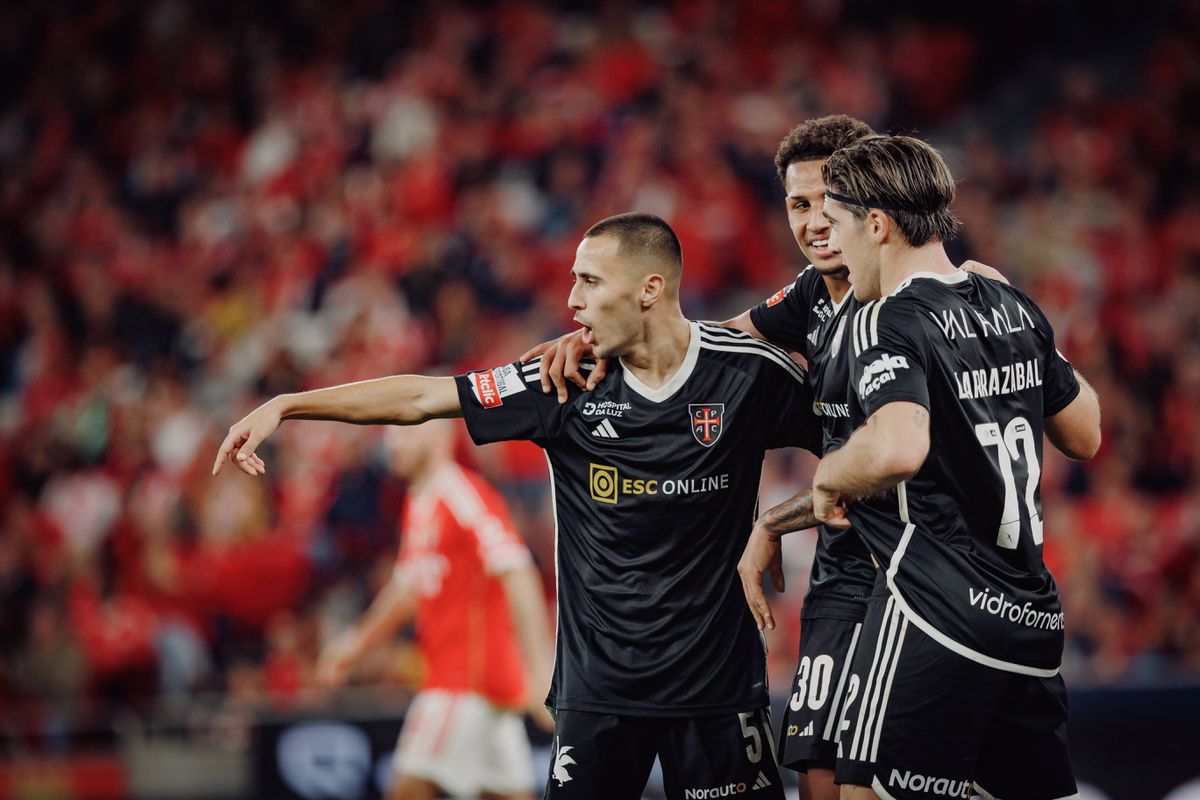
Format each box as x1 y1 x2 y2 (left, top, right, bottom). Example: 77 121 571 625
765 284 793 307
858 353 910 399
470 363 527 408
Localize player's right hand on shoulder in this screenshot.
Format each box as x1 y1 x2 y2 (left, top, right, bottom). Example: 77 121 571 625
519 329 606 404
211 397 283 477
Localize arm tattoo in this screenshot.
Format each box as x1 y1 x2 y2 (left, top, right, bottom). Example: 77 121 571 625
757 488 817 539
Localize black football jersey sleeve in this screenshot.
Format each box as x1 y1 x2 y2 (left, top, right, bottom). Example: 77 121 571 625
749 266 818 351
455 361 575 446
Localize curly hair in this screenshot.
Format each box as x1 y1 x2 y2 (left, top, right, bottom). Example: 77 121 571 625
774 115 876 186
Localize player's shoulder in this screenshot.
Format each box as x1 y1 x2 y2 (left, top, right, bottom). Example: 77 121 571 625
433 462 512 520
849 293 927 357
696 322 807 384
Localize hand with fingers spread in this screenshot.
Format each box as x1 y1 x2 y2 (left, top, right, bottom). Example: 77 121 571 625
519 329 607 404
737 525 785 632
212 397 284 477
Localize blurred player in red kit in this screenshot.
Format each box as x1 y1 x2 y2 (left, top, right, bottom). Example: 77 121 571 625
317 421 553 800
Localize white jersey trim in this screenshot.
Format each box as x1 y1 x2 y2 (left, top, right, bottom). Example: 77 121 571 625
619 321 701 403
521 357 595 386
885 522 1061 677
890 269 969 296
697 325 807 384
871 776 902 800
544 452 561 702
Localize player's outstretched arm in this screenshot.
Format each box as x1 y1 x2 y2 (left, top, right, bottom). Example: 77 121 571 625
1044 370 1101 460
212 375 461 477
813 402 930 527
316 574 417 688
519 329 606 404
500 563 556 731
738 488 817 631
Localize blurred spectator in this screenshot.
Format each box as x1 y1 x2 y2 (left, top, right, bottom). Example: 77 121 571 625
0 0 1195 753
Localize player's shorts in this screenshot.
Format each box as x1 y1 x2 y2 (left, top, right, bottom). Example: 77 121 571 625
834 589 1079 800
544 706 784 800
778 615 866 772
394 689 533 798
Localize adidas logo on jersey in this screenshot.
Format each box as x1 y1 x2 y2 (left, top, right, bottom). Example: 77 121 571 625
591 419 619 439
787 720 814 738
753 771 772 790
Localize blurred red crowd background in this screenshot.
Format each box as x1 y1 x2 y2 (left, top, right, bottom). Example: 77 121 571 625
1 0 1198 755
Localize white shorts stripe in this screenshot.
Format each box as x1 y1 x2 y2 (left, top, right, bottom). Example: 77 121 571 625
856 602 903 761
822 622 863 742
870 614 908 762
848 595 895 761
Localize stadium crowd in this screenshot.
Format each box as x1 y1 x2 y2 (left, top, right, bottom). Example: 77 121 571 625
1 0 1198 753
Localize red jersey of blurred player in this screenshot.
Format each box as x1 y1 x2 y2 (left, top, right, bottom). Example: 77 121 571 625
396 456 530 707
318 420 552 800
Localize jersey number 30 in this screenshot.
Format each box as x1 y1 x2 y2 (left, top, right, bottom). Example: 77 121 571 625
974 416 1043 549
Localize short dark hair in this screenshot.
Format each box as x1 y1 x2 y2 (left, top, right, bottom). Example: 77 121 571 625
584 212 683 279
821 134 962 247
774 115 876 186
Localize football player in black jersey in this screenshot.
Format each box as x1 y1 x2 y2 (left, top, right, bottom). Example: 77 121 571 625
523 116 1005 800
809 135 1101 800
213 212 825 800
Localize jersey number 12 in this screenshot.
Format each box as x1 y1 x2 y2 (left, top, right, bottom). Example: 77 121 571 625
974 416 1043 549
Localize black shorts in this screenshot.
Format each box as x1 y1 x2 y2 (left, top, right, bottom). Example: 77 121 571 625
778 615 865 772
544 707 784 800
835 590 1078 800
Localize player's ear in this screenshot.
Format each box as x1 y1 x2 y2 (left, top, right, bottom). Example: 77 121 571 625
867 209 890 243
641 273 666 308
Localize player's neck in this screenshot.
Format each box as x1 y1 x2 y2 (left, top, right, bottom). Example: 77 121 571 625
619 314 692 390
880 241 956 297
823 274 852 305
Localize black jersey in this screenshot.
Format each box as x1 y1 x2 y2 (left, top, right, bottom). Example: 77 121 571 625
751 266 876 620
844 271 1080 675
454 322 822 716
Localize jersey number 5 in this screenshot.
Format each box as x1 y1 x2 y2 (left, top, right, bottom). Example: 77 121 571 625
974 416 1043 549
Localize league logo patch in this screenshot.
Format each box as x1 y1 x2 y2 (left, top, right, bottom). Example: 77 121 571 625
689 404 724 447
765 283 794 307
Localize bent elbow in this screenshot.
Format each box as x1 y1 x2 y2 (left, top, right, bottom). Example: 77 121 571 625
1065 428 1102 461
880 441 927 483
